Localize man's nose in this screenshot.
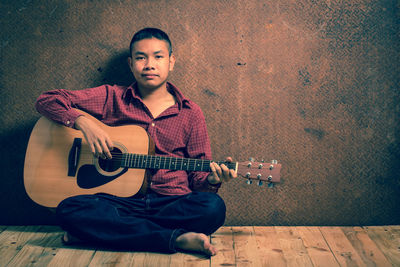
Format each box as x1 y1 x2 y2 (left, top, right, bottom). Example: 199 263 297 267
144 58 155 69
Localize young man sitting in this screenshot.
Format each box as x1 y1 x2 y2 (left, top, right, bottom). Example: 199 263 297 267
35 28 236 256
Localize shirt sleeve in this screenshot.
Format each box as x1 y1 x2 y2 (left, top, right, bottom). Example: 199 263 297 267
35 85 109 127
186 106 220 193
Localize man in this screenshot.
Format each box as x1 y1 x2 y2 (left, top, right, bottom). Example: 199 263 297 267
35 28 236 256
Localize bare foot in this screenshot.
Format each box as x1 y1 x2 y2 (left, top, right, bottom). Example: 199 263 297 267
62 232 81 245
175 232 217 256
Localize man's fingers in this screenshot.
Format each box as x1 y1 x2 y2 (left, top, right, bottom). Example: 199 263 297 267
220 164 230 180
106 138 114 150
230 169 238 179
210 162 222 183
93 141 103 158
99 139 112 159
210 162 218 175
89 143 96 156
214 163 223 178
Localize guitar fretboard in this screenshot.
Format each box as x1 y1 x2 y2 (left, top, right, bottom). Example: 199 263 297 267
121 154 237 172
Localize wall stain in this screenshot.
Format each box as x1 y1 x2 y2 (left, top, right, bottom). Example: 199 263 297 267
203 88 219 97
298 67 311 86
304 128 326 140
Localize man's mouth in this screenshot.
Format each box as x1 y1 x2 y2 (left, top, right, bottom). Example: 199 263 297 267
142 74 158 78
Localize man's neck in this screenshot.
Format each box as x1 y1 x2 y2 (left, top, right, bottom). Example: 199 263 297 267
137 82 171 101
136 82 177 118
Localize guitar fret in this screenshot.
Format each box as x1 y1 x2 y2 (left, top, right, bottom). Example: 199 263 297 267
132 154 139 167
183 159 188 170
160 156 165 169
139 155 144 168
149 155 154 169
122 153 236 173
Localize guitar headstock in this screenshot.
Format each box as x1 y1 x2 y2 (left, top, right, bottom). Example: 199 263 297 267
237 158 281 187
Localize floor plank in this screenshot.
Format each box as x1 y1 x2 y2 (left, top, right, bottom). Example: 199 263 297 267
87 251 136 266
0 226 43 266
4 228 61 267
231 226 263 266
1 225 399 266
253 226 287 267
364 226 400 266
46 247 96 266
275 226 314 267
295 226 339 267
342 226 392 267
320 226 366 267
170 251 209 267
210 226 235 267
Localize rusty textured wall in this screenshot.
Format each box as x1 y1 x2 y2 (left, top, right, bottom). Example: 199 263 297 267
0 0 399 225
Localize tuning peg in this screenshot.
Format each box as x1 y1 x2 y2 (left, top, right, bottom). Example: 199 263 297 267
271 159 278 164
269 164 274 170
267 175 272 182
257 180 263 186
258 163 263 169
268 182 274 188
246 179 252 185
249 157 255 162
261 159 265 163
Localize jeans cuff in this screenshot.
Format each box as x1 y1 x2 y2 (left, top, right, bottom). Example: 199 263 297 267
169 228 187 253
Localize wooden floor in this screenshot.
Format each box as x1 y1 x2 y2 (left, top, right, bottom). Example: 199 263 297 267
0 225 399 266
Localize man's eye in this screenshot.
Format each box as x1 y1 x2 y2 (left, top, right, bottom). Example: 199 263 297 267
136 57 145 60
156 55 163 59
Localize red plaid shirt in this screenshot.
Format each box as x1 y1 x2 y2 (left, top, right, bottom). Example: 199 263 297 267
36 82 219 195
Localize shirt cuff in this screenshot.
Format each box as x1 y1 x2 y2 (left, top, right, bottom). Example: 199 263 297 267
63 109 83 128
207 179 222 189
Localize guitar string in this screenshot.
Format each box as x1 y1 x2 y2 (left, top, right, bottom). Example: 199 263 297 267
76 151 236 169
76 152 274 180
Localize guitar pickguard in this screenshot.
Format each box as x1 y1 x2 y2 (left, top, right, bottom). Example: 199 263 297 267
77 164 128 189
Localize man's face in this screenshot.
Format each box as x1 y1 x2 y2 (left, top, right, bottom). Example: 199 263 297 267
129 38 175 90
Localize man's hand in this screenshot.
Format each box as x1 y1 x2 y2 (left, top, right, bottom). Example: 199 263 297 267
208 157 237 185
74 116 114 159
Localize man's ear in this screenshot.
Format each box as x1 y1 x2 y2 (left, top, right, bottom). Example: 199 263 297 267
127 57 134 72
169 54 176 71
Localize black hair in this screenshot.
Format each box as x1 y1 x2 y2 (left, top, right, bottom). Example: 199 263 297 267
129 28 172 56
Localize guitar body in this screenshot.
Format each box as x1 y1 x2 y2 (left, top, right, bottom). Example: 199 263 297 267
24 110 151 208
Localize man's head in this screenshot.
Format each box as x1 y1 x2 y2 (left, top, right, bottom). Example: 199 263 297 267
129 28 172 57
128 28 175 91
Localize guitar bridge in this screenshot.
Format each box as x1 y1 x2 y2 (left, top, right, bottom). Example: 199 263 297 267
68 138 82 176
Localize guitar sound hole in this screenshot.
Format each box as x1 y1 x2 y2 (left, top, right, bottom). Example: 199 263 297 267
98 147 123 172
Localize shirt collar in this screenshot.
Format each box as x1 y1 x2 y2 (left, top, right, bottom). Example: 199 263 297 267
123 82 191 109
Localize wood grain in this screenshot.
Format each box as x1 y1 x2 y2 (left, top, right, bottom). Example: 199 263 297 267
1 225 400 266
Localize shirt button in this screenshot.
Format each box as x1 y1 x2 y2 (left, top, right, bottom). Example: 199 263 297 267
66 120 71 125
151 122 155 127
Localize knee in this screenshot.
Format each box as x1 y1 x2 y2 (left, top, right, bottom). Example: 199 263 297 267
193 192 226 233
56 195 97 224
203 193 226 219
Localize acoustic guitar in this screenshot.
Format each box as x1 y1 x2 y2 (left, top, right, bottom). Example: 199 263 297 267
24 109 281 207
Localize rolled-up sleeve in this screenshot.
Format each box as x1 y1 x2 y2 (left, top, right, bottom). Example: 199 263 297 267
35 85 109 127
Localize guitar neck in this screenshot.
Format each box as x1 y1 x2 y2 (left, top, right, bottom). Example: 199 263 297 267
120 154 237 172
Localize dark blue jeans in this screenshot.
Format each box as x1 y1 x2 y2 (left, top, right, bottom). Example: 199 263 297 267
56 190 226 253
